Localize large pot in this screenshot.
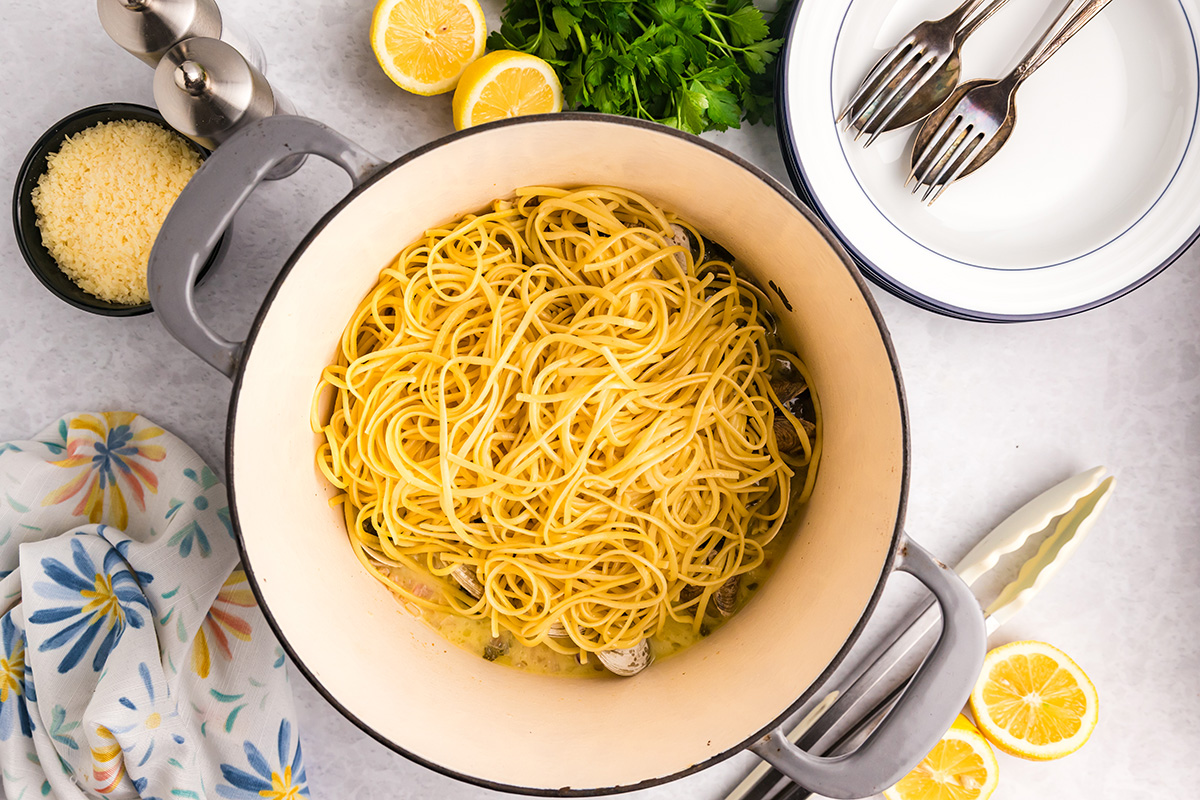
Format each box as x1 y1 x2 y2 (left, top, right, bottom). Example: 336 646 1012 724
148 114 985 798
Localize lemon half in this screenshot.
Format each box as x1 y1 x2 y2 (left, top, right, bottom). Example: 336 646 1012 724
452 50 563 130
370 0 486 95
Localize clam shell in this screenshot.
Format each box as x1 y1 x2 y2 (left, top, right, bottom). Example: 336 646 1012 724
770 376 808 404
774 415 802 453
431 554 484 599
714 575 739 617
773 414 816 455
451 565 484 599
596 640 653 677
668 223 692 270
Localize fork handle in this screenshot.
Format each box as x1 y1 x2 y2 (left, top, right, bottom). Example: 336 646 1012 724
935 0 993 32
947 0 992 21
956 0 1013 42
1014 0 1116 82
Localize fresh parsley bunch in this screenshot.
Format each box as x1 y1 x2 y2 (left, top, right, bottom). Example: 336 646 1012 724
487 0 790 134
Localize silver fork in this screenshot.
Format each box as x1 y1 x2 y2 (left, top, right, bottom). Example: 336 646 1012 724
908 0 1116 204
838 0 1013 146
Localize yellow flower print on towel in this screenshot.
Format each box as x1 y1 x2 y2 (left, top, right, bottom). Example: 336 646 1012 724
90 724 127 795
42 413 166 529
193 568 255 679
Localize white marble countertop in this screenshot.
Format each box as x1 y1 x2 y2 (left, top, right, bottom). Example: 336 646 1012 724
2 1 1198 798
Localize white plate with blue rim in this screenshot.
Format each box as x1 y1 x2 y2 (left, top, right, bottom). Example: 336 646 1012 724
776 0 1200 320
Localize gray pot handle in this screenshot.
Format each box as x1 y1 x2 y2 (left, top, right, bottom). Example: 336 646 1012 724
148 115 385 377
750 536 986 799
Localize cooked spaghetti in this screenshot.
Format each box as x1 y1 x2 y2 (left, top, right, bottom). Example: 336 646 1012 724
312 186 820 668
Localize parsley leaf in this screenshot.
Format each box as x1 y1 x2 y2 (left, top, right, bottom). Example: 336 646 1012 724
679 85 707 132
700 82 742 129
488 0 792 135
740 37 781 75
726 5 770 46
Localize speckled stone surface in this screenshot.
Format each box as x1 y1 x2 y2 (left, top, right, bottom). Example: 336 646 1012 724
1 2 1198 798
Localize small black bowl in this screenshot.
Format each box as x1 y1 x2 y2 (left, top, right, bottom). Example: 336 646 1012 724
12 102 229 317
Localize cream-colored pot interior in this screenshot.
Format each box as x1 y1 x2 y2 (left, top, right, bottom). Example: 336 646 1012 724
229 116 905 793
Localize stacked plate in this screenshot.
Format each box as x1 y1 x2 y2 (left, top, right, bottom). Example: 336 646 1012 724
776 0 1200 320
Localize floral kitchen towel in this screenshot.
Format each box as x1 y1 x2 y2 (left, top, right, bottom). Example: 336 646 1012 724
0 412 309 799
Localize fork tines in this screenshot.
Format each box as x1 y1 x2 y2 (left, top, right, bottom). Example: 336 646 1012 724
908 115 985 205
838 42 941 147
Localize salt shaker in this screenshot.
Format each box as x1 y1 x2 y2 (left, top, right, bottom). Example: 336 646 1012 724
153 37 304 179
97 0 267 73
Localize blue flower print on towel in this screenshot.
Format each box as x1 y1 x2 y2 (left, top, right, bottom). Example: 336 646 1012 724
27 536 153 673
90 661 189 800
1 414 304 800
108 662 185 769
0 615 33 740
217 718 309 800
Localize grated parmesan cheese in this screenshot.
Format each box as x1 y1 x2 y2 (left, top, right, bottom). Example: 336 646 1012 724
30 119 203 305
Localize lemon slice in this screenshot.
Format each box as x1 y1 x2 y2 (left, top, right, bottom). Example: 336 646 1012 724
969 640 1099 761
370 0 486 95
452 50 563 130
883 715 999 800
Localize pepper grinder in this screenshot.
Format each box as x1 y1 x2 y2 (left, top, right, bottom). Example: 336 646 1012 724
153 37 304 179
97 0 266 72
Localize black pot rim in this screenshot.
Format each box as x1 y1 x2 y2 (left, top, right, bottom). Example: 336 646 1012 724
224 111 911 796
12 102 226 317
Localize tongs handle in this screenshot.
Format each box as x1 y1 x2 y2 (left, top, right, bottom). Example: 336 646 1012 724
750 537 986 799
731 468 1116 800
